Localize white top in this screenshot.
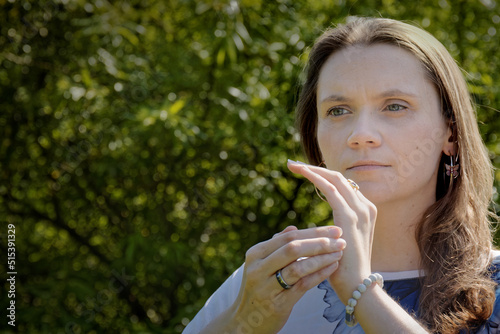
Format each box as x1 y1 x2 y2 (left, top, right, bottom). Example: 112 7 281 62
183 250 500 333
182 265 425 334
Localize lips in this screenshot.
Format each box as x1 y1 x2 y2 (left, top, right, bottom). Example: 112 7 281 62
347 161 391 170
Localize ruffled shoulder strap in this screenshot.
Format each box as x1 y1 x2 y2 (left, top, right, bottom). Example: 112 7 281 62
479 250 500 333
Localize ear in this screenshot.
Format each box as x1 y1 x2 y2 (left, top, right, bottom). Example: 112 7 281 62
442 126 456 156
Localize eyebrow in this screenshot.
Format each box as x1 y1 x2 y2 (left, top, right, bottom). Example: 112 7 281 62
319 94 351 104
377 89 417 99
319 89 417 104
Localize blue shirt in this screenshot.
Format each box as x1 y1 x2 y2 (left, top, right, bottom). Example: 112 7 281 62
318 259 500 333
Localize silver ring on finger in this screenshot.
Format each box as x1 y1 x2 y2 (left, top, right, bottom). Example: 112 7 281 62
276 268 293 289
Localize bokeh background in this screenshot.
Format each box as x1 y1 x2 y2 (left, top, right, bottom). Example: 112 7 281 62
2 0 500 333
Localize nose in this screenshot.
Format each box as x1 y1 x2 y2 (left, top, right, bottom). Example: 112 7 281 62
347 112 382 148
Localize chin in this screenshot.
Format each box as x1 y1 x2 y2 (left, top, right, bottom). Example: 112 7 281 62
357 182 397 204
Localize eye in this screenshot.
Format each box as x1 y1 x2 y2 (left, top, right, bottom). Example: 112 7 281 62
385 104 407 112
327 107 350 117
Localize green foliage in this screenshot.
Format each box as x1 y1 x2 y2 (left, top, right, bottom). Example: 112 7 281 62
1 0 499 333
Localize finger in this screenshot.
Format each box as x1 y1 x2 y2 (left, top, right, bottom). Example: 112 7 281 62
304 165 364 206
288 160 362 208
287 160 377 229
271 263 340 315
288 163 349 212
246 226 343 262
353 188 374 206
272 225 298 239
285 262 340 297
263 236 346 274
280 251 343 285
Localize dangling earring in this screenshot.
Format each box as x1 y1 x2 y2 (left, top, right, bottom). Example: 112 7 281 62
444 153 460 180
315 161 328 202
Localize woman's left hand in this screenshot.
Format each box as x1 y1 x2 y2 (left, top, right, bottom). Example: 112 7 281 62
287 159 378 303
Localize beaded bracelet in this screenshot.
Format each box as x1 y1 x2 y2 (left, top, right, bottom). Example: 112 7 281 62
345 273 384 327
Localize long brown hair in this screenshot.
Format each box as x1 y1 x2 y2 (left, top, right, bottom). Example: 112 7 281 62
296 17 496 333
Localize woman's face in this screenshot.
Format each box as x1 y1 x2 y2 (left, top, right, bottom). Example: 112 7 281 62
316 44 452 206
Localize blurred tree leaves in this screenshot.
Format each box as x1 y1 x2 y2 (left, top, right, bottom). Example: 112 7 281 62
1 0 500 333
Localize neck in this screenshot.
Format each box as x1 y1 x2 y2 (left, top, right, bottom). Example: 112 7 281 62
370 197 432 272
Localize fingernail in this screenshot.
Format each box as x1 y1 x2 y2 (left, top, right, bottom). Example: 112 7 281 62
330 251 342 262
330 261 339 271
329 226 342 237
295 160 307 165
287 159 296 164
338 238 346 250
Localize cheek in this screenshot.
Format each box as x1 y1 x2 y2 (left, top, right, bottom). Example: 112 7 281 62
395 128 446 176
317 126 328 151
317 126 332 151
317 126 344 167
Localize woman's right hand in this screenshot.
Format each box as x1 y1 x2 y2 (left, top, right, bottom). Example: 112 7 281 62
214 225 345 334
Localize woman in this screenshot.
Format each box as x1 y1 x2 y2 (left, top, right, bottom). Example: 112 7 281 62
184 17 500 333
